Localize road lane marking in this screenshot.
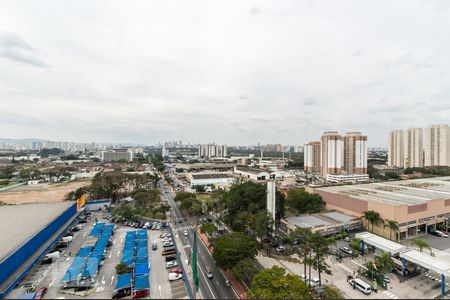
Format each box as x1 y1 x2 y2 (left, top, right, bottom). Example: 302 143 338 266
158 284 162 296
111 275 114 285
66 257 70 261
102 275 105 284
113 239 116 245
83 232 87 237
117 250 121 257
215 280 220 286
108 252 112 259
49 278 55 287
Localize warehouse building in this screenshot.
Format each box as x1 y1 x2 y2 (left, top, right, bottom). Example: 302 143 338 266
0 202 79 298
311 177 450 240
187 173 235 188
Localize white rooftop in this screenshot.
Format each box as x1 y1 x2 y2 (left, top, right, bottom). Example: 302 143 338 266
317 176 450 206
355 232 408 255
401 249 450 277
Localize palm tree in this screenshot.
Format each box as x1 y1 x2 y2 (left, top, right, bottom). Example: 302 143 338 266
310 233 333 286
384 220 399 241
412 239 432 254
374 250 394 274
295 228 312 282
363 210 383 232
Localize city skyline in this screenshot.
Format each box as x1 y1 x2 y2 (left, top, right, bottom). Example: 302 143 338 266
2 1 450 146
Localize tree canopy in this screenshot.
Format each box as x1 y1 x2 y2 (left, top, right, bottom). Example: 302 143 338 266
249 266 312 299
285 188 324 215
212 232 259 270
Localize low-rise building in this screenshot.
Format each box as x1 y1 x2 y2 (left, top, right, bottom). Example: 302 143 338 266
326 173 370 183
187 173 235 188
280 211 362 236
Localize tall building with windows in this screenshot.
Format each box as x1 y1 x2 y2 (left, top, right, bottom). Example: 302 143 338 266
321 131 343 176
388 130 404 167
198 144 228 159
303 141 321 173
403 128 423 168
101 149 133 162
424 124 450 167
343 132 368 174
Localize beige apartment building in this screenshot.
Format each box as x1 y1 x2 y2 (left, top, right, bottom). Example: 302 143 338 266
303 141 321 173
403 128 424 168
321 131 343 176
424 124 450 167
388 130 404 167
343 132 368 174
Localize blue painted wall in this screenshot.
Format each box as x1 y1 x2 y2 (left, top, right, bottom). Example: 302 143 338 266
0 203 77 296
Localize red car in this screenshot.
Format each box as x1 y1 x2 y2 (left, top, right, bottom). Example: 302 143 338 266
170 267 182 274
34 288 47 299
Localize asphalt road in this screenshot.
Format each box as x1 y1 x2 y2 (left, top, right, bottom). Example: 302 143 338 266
159 180 237 300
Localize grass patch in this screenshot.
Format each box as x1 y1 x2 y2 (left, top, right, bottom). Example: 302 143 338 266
196 194 211 201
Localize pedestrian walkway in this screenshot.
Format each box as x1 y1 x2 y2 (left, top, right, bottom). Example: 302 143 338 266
336 263 354 274
383 290 400 299
174 225 195 231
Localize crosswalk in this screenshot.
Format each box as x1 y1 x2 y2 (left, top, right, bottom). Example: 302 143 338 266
336 263 354 274
383 291 399 299
423 273 450 285
174 225 195 231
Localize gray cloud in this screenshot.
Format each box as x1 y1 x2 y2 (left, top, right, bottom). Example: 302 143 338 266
0 0 450 146
0 32 48 68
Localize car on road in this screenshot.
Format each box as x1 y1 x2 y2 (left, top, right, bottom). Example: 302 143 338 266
152 242 158 250
276 245 286 254
166 261 178 268
183 230 188 236
383 274 390 283
435 230 449 238
308 277 320 287
169 272 183 281
163 242 174 247
34 287 47 300
206 269 213 279
340 246 353 255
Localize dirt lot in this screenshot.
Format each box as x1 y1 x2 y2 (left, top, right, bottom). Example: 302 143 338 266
0 180 90 204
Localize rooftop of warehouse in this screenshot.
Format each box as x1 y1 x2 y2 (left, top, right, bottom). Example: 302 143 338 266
191 173 235 180
0 202 73 260
316 176 450 206
286 211 358 228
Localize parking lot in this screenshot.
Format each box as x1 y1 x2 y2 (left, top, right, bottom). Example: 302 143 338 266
7 211 189 299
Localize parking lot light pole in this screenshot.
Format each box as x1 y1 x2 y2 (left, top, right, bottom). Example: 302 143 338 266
442 274 445 296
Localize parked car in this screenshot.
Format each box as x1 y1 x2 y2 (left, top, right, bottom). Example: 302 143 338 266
435 230 449 238
206 269 213 279
340 246 353 255
168 273 183 281
166 261 178 268
170 267 182 274
183 230 188 236
34 287 47 300
276 245 286 254
165 255 177 262
163 242 174 247
309 277 320 287
300 274 309 282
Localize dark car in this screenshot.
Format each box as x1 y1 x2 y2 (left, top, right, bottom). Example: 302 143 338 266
78 219 87 224
165 255 177 262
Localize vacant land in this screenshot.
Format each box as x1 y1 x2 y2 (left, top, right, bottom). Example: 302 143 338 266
0 180 90 204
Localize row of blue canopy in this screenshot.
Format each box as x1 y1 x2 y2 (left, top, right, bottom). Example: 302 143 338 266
61 222 114 283
115 230 150 292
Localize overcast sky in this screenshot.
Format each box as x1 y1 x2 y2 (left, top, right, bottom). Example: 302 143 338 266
1 0 450 147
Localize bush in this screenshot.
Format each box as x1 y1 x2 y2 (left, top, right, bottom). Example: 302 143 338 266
115 263 129 275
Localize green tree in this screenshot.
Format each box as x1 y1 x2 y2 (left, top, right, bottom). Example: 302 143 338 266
174 192 196 202
115 263 129 275
212 232 259 270
374 250 394 274
324 284 345 299
349 238 362 252
291 228 313 279
363 210 383 232
200 223 216 236
384 220 399 241
254 211 274 240
249 266 312 299
231 258 259 281
309 232 333 286
412 239 432 253
385 172 400 179
193 185 206 193
285 188 324 215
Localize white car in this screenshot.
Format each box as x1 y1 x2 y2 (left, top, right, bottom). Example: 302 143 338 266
183 230 188 236
168 272 183 281
435 230 449 238
166 261 178 268
163 241 174 247
309 277 320 287
300 274 309 282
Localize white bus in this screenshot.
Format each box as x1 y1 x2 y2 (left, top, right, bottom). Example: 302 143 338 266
348 277 371 295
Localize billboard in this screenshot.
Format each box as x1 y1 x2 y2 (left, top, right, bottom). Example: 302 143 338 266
77 194 86 211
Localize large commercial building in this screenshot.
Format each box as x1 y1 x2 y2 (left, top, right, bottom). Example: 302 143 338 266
101 149 133 162
388 128 423 168
187 173 235 188
311 177 450 240
303 141 321 173
198 144 228 159
343 132 368 174
0 202 79 298
262 144 283 152
321 131 343 176
424 124 450 167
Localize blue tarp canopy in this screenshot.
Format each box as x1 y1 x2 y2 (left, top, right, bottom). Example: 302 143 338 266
137 240 147 248
135 256 148 265
61 266 83 283
134 263 149 276
134 274 149 291
82 259 99 277
124 241 135 250
122 249 134 260
136 247 148 258
89 253 103 264
121 259 134 267
115 273 132 290
71 257 86 268
77 246 93 257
